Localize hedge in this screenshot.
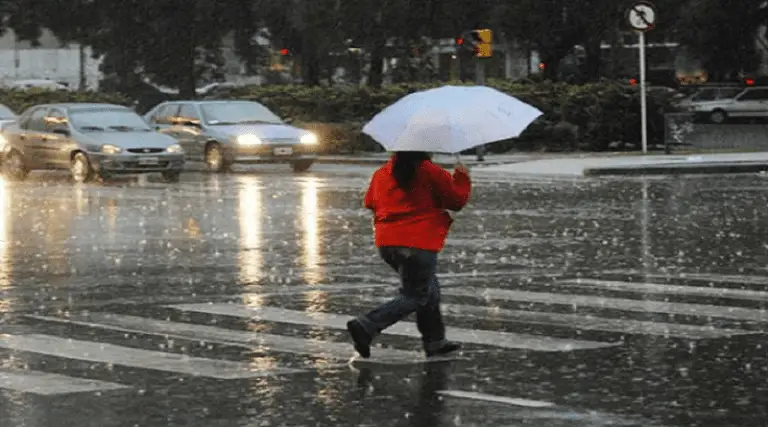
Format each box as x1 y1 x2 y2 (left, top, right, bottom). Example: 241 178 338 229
0 80 677 153
227 79 677 153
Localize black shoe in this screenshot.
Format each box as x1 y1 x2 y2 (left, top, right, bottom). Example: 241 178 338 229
347 319 372 358
426 341 461 358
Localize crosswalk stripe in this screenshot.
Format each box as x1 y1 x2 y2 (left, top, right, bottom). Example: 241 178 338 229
0 369 130 396
24 314 450 366
167 304 619 352
604 271 768 285
0 334 306 380
436 390 555 407
436 390 657 426
438 304 756 339
557 278 768 302
443 287 768 323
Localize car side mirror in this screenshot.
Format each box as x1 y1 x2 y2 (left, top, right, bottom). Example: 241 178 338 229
52 128 70 136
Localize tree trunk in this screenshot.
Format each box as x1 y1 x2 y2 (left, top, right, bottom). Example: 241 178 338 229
583 39 602 82
179 50 197 98
367 44 385 88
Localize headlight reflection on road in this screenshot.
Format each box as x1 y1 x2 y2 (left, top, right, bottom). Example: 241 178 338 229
300 177 323 284
0 179 10 312
238 176 263 285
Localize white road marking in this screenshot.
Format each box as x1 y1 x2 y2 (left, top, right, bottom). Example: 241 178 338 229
25 314 454 366
0 369 130 396
167 304 619 352
437 390 555 407
603 271 768 285
0 334 305 379
444 287 768 323
437 303 757 339
558 278 768 302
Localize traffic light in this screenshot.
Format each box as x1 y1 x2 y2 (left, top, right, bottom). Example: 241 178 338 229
457 29 492 58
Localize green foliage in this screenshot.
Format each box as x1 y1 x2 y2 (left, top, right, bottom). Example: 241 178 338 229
0 89 131 114
0 81 673 153
674 0 764 79
232 79 673 152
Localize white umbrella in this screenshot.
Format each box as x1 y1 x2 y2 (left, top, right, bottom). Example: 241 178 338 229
362 85 543 154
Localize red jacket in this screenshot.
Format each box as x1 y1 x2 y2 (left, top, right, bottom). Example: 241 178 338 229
364 158 471 252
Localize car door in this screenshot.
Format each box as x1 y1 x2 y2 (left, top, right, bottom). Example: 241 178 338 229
172 103 204 159
19 107 50 167
148 103 180 134
731 88 768 117
41 108 76 169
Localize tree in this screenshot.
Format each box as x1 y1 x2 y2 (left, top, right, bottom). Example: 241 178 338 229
23 0 262 97
675 0 765 80
492 0 580 80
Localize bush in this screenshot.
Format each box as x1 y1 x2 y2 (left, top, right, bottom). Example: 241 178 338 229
0 89 132 115
0 81 675 153
233 80 674 152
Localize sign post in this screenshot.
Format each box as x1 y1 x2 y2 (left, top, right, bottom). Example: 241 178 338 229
626 2 657 154
475 59 486 161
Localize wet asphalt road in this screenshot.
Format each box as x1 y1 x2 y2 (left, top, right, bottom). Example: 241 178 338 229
0 164 767 426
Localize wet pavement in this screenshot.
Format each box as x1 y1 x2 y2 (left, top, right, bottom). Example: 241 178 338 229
0 164 767 426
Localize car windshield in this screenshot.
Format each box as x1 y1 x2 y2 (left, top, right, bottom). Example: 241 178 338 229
689 88 741 101
200 102 283 125
69 109 152 132
0 104 15 119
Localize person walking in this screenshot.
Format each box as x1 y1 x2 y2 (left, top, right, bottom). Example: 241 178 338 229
346 151 471 359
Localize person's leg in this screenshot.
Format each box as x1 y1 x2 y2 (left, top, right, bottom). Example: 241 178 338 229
347 247 433 358
415 263 461 356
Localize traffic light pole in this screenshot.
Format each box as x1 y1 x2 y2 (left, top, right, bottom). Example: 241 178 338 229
475 58 486 162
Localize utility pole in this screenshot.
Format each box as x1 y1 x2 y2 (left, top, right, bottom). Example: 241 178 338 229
626 1 657 154
79 44 86 91
475 58 486 161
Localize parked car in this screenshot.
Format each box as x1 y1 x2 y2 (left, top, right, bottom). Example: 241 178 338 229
0 103 17 127
681 86 768 123
674 86 743 110
143 100 319 172
0 103 185 183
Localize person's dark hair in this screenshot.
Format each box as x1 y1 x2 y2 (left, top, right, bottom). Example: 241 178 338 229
392 151 430 190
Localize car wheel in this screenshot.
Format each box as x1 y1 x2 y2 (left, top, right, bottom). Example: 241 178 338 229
709 109 727 124
3 150 29 181
71 152 94 183
162 170 181 183
205 143 230 173
291 159 314 173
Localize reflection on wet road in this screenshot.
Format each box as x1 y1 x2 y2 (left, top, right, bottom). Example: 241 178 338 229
0 166 767 426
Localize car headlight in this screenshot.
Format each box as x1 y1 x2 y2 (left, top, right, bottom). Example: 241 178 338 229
101 144 122 154
167 144 183 153
237 134 262 145
300 132 318 145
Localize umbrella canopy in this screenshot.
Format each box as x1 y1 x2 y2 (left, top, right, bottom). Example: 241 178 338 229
362 85 543 154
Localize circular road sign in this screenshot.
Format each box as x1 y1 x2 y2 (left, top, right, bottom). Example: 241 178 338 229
626 1 657 32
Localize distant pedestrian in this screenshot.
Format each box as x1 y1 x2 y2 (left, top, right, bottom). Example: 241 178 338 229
346 151 471 358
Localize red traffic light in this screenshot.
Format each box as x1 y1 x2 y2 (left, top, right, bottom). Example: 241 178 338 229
538 62 546 70
456 37 464 45
629 78 638 85
280 48 289 55
745 78 755 86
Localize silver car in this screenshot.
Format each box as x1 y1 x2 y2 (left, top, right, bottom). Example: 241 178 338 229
0 103 185 183
143 100 319 173
682 86 768 123
0 103 17 131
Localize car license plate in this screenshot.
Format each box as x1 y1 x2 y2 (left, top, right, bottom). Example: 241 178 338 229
138 157 159 165
273 147 293 156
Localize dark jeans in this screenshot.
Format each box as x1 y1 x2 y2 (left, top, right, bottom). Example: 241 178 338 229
356 246 447 352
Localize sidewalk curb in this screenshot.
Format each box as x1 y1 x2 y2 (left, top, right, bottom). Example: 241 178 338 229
583 162 768 176
313 157 521 168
